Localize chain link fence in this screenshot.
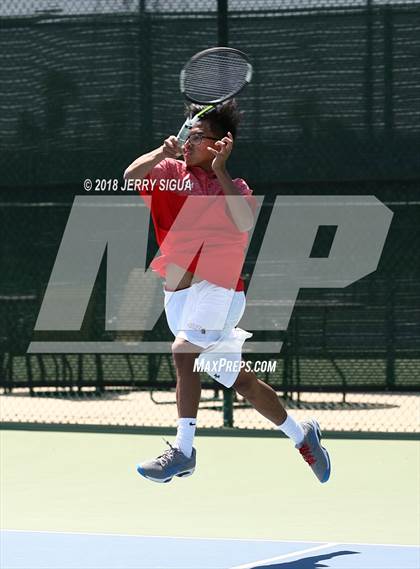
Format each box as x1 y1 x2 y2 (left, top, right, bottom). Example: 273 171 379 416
1 189 419 434
1 0 419 186
1 0 419 435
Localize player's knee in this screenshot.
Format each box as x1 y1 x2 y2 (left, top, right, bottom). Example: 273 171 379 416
171 339 201 371
233 371 258 399
171 338 188 354
171 338 199 354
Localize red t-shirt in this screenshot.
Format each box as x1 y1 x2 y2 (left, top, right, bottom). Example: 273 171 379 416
139 158 256 291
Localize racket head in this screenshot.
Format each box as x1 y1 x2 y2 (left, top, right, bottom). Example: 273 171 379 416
180 47 253 105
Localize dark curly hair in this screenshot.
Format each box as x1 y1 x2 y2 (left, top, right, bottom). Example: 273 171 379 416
185 99 242 139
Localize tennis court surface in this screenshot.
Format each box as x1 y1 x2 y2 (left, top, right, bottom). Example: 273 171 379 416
1 530 419 569
1 431 419 569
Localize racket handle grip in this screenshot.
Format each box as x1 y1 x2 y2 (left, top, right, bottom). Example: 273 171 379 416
176 115 200 146
176 122 192 146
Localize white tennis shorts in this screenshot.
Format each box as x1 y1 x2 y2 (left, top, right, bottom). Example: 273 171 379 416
164 280 252 388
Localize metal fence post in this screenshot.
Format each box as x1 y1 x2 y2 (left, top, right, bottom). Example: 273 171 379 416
383 5 394 133
218 0 228 47
386 280 396 388
139 0 153 151
223 387 234 428
364 0 374 135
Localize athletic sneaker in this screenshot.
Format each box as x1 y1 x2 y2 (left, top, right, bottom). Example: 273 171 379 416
136 441 196 483
297 420 331 483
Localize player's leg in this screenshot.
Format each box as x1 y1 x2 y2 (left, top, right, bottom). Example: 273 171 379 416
171 338 202 456
233 367 331 483
136 288 202 482
233 366 287 426
171 337 202 417
136 338 201 483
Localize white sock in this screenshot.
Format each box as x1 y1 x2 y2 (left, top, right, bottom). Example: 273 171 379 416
277 413 305 446
173 418 197 458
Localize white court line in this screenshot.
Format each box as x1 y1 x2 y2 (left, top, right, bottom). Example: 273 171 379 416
1 529 418 548
229 542 338 569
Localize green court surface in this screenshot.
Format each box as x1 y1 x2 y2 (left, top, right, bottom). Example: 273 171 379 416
1 431 418 546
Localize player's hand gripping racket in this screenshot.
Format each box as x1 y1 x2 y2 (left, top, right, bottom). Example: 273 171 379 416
176 47 253 146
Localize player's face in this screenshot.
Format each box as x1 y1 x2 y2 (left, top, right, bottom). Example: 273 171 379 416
183 120 219 169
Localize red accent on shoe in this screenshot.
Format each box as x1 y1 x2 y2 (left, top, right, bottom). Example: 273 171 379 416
299 443 316 465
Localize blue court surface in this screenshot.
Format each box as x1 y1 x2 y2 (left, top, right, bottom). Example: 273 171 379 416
1 530 418 569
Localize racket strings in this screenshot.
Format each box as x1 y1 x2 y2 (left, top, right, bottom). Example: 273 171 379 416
183 52 250 104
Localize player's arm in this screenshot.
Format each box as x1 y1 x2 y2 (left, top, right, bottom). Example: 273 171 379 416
215 169 255 232
208 132 254 232
123 136 182 180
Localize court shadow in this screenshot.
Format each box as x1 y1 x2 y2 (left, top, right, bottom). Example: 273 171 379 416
251 550 359 569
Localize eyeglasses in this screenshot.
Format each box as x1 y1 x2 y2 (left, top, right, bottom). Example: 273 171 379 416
186 133 218 146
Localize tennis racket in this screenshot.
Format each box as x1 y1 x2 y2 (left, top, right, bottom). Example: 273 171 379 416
176 47 253 146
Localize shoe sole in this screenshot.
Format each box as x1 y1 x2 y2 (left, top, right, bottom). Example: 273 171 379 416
136 466 195 483
312 420 331 483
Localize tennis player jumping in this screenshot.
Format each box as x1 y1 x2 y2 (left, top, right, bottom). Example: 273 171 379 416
123 101 331 484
